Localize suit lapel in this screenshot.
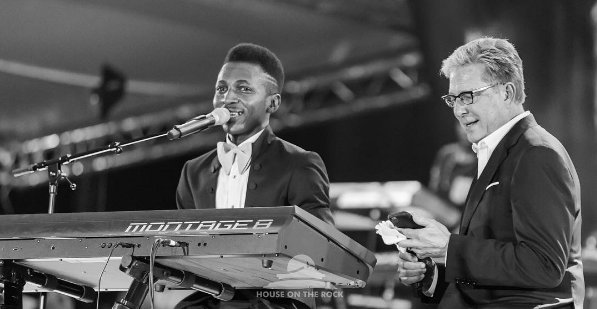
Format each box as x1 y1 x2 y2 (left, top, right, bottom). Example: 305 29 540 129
250 126 275 162
458 172 477 230
459 114 538 234
197 151 222 208
244 126 275 208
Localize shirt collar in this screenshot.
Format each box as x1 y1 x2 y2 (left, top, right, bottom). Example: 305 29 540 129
226 128 265 147
472 110 530 155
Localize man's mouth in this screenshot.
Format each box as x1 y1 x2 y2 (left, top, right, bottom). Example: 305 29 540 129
465 120 478 127
228 110 244 118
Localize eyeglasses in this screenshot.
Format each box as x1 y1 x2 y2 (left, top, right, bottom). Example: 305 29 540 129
441 84 498 108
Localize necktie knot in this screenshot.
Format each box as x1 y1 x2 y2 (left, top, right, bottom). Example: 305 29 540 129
217 142 252 175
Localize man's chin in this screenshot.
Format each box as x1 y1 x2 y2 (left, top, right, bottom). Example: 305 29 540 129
222 123 246 136
465 131 483 144
222 123 238 132
467 135 480 144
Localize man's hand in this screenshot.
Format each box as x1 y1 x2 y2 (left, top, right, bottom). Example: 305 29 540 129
397 214 451 259
396 251 426 285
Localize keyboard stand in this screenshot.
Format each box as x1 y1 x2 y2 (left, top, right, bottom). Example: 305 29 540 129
0 261 95 309
113 255 234 309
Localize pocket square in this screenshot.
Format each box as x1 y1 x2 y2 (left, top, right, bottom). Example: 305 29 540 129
486 182 499 190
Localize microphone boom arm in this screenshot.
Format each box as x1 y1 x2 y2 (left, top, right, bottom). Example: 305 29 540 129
11 132 167 177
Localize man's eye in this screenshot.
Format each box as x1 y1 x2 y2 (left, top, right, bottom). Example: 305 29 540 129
216 86 227 93
461 93 473 100
239 86 252 92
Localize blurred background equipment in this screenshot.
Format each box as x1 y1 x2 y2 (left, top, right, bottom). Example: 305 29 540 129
90 64 127 120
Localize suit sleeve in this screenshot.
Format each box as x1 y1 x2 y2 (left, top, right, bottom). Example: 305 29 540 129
446 146 577 288
176 161 196 209
422 263 448 304
287 151 335 226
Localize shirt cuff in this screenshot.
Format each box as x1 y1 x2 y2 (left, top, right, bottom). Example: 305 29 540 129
423 264 439 297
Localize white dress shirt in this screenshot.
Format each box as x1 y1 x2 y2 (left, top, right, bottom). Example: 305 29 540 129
472 111 530 178
215 129 265 209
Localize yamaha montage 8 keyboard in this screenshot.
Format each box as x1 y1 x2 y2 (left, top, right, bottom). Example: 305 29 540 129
0 206 376 295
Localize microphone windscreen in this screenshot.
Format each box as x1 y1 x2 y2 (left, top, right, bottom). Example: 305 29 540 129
211 108 231 125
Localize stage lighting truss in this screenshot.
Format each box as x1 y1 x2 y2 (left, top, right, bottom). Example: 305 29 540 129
2 50 430 187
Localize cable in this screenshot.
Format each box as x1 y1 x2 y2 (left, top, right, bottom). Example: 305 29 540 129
148 238 189 309
96 243 117 309
148 239 162 309
96 242 135 309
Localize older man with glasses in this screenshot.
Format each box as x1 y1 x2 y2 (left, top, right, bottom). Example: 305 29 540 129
395 37 584 308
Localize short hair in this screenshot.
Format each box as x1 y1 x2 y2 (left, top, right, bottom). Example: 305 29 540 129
223 43 285 93
440 37 526 103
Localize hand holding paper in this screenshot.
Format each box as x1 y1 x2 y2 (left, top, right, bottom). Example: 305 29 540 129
396 214 451 260
375 220 407 252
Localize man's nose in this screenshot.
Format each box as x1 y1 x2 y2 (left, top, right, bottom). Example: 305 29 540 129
222 90 239 105
453 100 468 116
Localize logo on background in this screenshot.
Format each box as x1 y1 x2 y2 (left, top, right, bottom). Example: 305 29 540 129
265 254 333 289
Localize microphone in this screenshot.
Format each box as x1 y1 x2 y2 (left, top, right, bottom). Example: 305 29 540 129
167 108 230 140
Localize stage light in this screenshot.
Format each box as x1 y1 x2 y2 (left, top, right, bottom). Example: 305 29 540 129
90 64 126 120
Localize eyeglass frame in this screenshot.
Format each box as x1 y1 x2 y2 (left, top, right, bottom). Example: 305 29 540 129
441 84 498 108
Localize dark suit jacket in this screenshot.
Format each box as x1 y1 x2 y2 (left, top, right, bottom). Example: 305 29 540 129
176 126 334 225
426 114 584 309
175 126 334 308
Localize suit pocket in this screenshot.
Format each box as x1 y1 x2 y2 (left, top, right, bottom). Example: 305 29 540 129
485 182 499 190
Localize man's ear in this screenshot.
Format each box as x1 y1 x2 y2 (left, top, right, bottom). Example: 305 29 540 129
504 83 515 103
267 94 281 113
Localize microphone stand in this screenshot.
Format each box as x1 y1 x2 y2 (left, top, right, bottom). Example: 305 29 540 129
9 132 167 309
12 132 168 178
